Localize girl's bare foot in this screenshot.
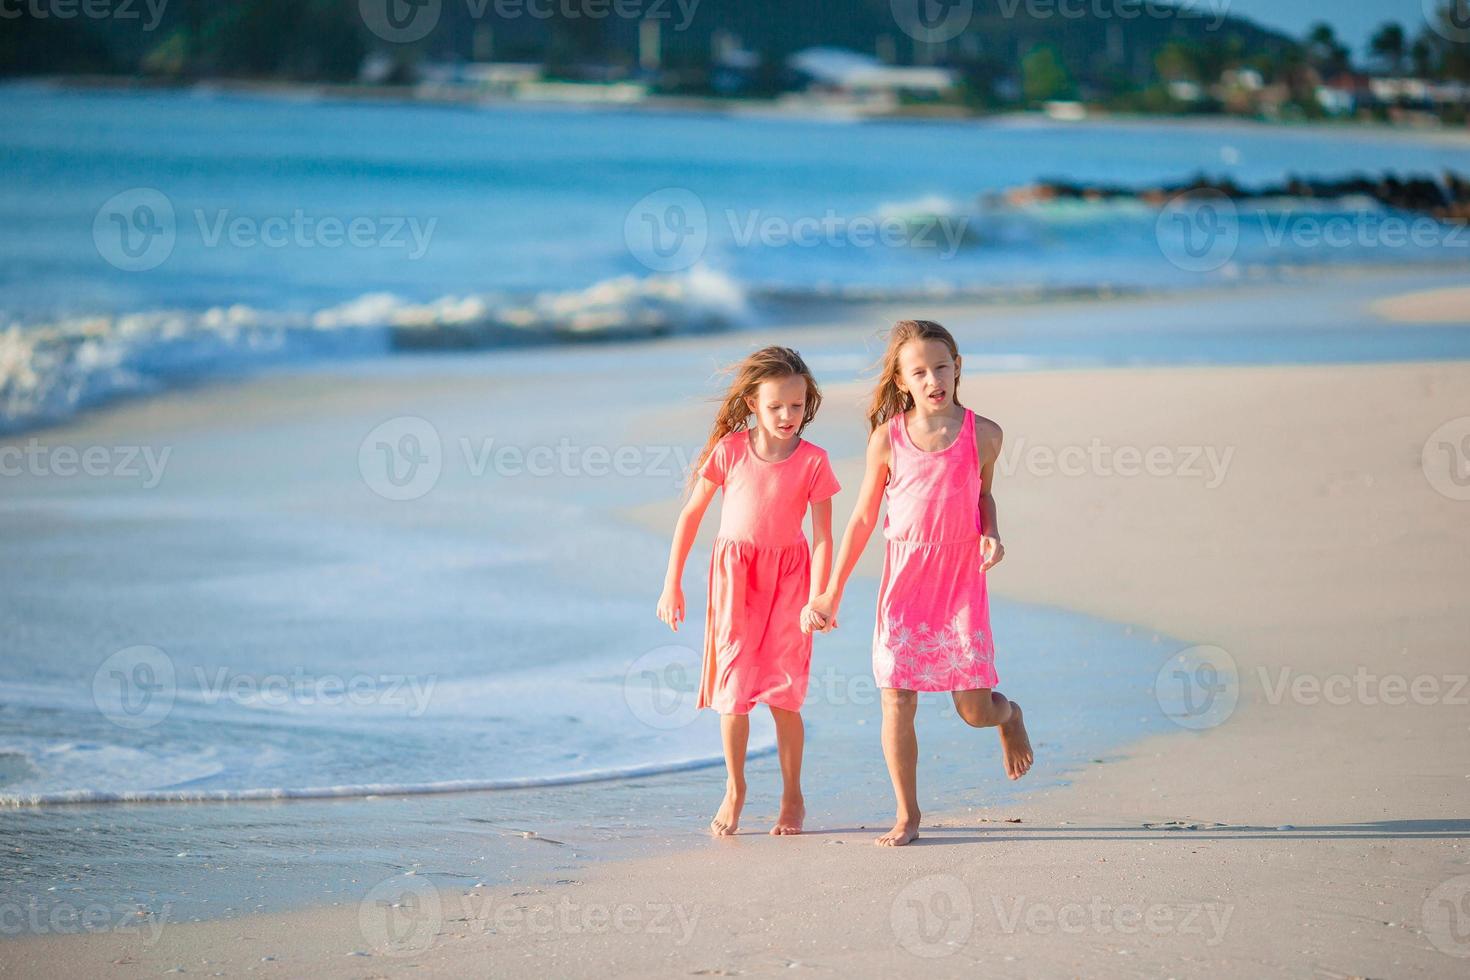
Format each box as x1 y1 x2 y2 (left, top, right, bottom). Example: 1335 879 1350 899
876 813 921 847
770 795 805 835
710 782 745 837
999 701 1033 780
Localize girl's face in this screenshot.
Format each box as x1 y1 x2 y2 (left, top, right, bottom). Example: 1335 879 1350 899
895 339 959 411
746 375 807 442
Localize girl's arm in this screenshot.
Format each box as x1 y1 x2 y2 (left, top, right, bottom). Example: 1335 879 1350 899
803 426 891 631
657 478 718 632
807 497 834 601
976 416 1005 570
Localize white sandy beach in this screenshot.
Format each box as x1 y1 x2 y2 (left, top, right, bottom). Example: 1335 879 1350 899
2 279 1470 978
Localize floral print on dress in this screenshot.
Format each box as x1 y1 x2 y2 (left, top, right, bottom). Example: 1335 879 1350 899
875 613 995 691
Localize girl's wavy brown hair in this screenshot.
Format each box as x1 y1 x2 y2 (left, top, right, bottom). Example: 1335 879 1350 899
690 346 822 489
866 319 963 432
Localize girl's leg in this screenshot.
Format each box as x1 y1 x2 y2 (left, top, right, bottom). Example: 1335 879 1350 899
768 706 805 835
711 712 749 836
952 689 1034 781
877 688 921 847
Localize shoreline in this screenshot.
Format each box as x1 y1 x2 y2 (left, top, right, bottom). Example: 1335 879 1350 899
11 73 1470 143
8 264 1470 441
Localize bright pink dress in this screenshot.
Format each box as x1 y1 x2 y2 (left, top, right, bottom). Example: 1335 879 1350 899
873 408 998 692
697 431 842 715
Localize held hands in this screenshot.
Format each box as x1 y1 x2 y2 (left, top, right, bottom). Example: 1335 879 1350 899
980 535 1005 572
800 594 839 635
656 583 685 632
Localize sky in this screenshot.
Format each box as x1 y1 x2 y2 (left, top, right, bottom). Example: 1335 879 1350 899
1215 0 1432 55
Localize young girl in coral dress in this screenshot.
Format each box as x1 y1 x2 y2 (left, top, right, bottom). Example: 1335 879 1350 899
804 319 1032 847
657 346 841 837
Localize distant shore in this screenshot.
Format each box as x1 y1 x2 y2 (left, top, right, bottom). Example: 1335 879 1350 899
14 73 1470 142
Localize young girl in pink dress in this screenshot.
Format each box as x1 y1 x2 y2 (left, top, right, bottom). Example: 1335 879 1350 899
657 346 841 837
804 319 1032 847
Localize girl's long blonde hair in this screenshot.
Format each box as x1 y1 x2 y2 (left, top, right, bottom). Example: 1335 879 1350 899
866 319 963 432
690 346 822 489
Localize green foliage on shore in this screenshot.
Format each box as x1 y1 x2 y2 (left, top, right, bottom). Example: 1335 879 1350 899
3 0 1468 118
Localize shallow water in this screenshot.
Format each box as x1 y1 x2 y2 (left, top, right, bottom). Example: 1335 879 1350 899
5 84 1470 430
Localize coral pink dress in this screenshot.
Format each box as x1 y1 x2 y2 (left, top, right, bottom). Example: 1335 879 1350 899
873 407 998 692
698 431 841 715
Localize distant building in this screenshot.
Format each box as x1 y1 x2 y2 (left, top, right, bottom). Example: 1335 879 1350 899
1220 68 1264 92
412 61 647 104
460 63 543 96
1042 101 1087 121
1315 72 1470 118
1371 76 1470 109
786 47 957 104
710 30 760 96
1166 80 1204 103
1316 72 1372 116
1208 67 1265 114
